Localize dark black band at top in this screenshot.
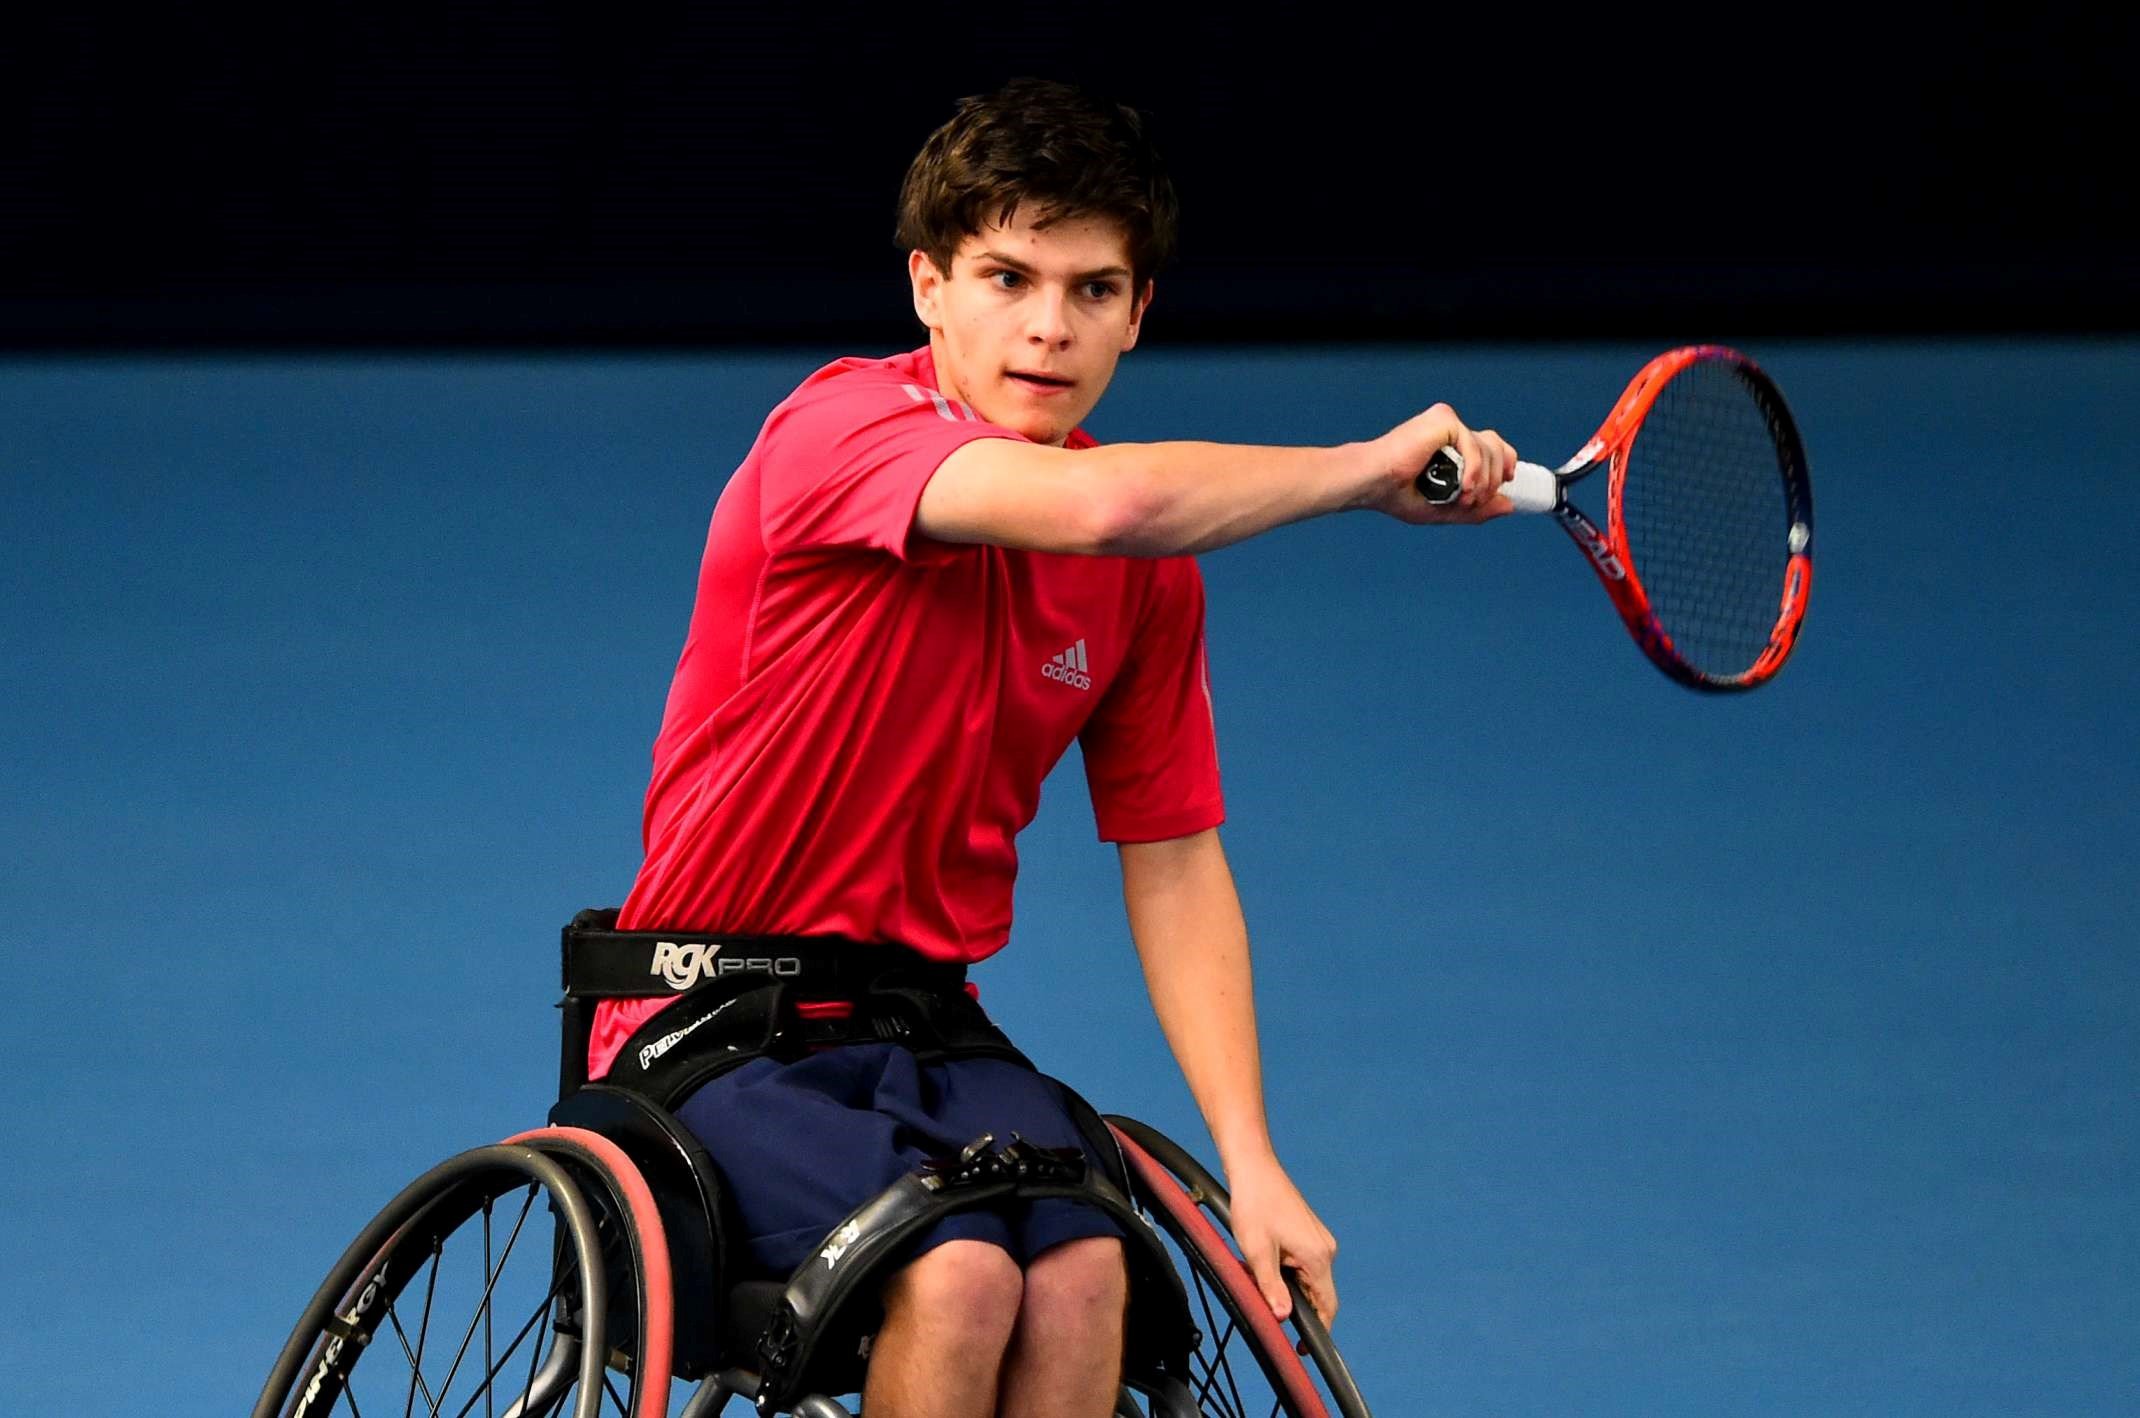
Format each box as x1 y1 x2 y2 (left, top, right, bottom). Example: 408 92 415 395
560 908 964 1000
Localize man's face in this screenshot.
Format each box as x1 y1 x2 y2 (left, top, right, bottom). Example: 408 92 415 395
910 208 1150 447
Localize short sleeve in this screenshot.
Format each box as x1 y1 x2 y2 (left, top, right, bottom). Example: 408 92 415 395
758 372 1021 564
1080 557 1226 843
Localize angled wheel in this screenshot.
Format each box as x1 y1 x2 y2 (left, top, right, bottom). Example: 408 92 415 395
253 1130 672 1418
1107 1117 1372 1418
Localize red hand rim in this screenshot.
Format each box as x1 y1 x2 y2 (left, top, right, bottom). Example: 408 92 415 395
1110 1125 1331 1418
504 1126 675 1418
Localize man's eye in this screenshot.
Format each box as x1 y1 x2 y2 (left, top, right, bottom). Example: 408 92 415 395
990 270 1024 290
1085 282 1119 300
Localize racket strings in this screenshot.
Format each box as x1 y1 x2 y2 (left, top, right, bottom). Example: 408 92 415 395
1619 360 1798 679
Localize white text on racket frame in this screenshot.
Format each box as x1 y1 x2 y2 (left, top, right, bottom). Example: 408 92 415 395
1556 504 1626 580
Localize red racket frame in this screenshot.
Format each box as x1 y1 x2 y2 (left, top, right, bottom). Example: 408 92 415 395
1555 344 1814 692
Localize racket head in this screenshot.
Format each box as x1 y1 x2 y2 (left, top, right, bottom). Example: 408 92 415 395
1567 345 1813 691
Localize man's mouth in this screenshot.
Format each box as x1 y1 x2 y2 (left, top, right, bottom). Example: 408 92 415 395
1008 370 1074 392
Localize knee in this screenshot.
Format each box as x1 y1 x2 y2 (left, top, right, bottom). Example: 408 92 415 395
882 1238 1025 1349
1019 1236 1128 1334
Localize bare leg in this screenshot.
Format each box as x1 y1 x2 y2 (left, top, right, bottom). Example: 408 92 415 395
997 1237 1128 1418
864 1239 1025 1418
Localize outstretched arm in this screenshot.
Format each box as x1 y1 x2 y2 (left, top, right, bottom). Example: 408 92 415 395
919 407 1520 556
1118 827 1338 1324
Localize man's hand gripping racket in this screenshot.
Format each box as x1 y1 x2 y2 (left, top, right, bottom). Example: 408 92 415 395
1416 344 1814 692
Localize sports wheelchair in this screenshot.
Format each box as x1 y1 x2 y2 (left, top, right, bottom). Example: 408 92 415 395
254 912 1372 1418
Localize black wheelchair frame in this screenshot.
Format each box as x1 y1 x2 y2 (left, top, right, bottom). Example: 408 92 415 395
253 913 1373 1418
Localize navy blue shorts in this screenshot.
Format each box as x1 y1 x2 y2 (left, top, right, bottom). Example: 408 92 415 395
673 1044 1125 1278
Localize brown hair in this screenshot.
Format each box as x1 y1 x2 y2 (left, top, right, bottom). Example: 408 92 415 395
895 77 1179 290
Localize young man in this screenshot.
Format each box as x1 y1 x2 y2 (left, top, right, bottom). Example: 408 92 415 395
589 78 1516 1418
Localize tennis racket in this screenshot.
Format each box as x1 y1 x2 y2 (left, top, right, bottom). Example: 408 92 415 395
1416 344 1813 692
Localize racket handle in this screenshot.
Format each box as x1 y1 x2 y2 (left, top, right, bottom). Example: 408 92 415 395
1415 450 1560 514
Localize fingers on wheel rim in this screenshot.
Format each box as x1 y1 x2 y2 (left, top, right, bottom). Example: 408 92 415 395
1108 1120 1371 1418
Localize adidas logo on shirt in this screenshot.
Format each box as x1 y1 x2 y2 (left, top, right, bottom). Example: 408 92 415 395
1042 638 1092 691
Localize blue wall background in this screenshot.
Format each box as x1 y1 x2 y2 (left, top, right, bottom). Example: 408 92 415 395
4 340 2134 1414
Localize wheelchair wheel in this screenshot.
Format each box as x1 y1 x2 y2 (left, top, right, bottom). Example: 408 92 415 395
254 1130 672 1418
1107 1117 1373 1418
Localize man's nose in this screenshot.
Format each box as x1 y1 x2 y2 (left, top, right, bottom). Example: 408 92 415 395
1026 286 1072 346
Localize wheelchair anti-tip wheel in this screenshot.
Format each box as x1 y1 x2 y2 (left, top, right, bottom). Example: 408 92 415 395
253 1127 673 1418
1108 1117 1373 1418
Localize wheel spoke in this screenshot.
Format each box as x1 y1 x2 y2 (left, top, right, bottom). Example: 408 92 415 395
1189 1338 1246 1418
1189 1363 1240 1418
257 1143 660 1418
445 1271 577 1418
1189 1268 1251 1418
485 1202 496 1418
382 1243 447 1418
1184 1313 1245 1418
430 1186 542 1413
519 1295 549 1417
385 1295 446 1418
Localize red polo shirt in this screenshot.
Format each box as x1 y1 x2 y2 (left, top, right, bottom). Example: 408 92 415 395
589 347 1223 1078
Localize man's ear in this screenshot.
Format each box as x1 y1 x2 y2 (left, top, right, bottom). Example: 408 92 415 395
1123 279 1155 352
910 249 949 331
